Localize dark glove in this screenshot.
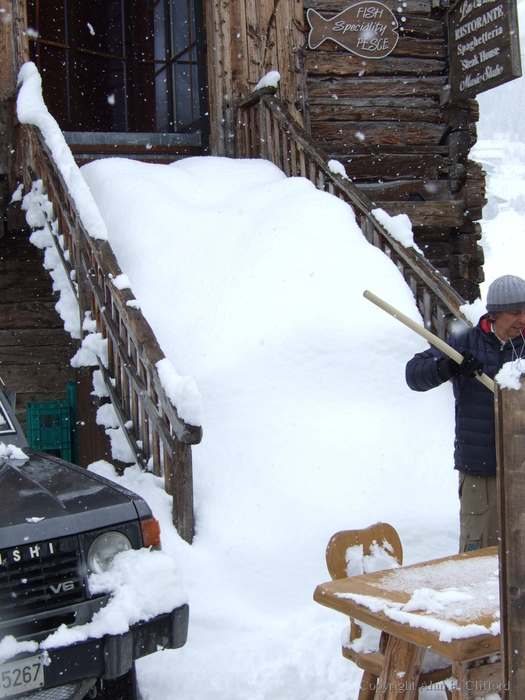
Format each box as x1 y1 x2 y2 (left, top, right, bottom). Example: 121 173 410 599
438 351 484 380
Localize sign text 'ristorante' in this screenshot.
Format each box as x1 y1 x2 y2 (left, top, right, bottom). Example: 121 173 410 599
307 2 399 59
448 0 521 101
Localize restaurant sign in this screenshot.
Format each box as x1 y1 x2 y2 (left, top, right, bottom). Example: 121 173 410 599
447 0 522 101
307 3 399 60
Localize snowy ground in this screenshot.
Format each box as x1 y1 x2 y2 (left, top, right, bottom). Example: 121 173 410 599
78 145 525 700
82 143 523 700
75 155 458 700
12 27 525 697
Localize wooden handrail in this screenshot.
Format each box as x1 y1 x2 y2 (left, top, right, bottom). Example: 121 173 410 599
22 124 200 543
237 89 470 339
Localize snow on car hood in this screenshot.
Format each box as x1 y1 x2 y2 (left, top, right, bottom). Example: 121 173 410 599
0 449 145 548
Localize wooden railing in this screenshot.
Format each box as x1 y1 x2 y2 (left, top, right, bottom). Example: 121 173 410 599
23 124 201 543
237 89 470 339
18 89 471 544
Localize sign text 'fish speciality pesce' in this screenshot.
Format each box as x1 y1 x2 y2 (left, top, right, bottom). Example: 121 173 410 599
307 2 399 59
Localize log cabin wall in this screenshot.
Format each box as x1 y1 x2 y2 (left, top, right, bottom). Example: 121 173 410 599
1 0 488 432
1 0 79 434
303 0 486 301
0 226 76 433
0 0 78 437
207 0 486 301
204 0 309 155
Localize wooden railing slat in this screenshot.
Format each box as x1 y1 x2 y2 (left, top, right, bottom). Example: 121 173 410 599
237 90 469 339
22 124 200 543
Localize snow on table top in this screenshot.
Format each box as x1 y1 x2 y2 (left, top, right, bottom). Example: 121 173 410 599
335 554 500 643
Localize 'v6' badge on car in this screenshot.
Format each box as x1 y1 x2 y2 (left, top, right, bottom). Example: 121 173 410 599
307 3 399 59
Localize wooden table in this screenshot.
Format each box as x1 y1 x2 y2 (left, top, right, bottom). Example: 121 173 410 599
314 547 502 700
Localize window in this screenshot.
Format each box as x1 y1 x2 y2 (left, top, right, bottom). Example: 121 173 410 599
26 0 207 148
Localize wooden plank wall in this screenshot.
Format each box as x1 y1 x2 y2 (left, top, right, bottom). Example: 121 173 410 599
206 0 486 300
305 0 450 179
0 228 76 432
0 2 77 435
204 0 308 156
303 0 486 300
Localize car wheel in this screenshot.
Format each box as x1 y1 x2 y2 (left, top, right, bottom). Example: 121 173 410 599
95 666 139 700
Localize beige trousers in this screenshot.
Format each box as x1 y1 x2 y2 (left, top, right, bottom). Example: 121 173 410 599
458 472 498 552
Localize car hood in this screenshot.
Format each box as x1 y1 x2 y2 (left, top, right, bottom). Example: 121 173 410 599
0 449 149 548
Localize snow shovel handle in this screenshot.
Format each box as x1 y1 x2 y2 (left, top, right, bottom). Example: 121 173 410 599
363 290 495 393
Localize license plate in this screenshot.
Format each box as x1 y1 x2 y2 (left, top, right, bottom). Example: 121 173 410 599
0 654 44 698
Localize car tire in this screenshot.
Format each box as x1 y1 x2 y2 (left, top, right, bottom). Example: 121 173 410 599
95 666 139 700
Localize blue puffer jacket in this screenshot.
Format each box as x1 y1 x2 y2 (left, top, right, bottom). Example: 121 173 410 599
406 315 525 476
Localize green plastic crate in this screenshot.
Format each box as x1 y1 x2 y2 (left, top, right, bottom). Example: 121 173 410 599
26 400 73 462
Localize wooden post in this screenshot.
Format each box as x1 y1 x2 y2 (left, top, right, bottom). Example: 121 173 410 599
495 378 525 699
169 440 195 544
375 636 424 700
75 368 112 467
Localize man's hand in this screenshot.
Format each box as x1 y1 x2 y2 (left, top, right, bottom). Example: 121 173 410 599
444 351 484 379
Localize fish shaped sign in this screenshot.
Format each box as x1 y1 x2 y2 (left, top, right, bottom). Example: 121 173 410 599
307 2 399 59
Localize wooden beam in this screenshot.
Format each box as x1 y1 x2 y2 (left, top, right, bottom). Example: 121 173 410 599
376 636 424 699
373 200 464 227
307 76 447 100
309 99 448 124
306 53 446 77
311 121 449 148
495 379 525 699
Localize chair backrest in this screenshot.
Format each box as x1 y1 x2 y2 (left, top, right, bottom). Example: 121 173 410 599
326 522 403 581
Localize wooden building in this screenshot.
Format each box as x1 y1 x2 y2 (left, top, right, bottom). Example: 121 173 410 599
3 10 525 684
0 0 514 481
2 0 494 295
205 0 487 302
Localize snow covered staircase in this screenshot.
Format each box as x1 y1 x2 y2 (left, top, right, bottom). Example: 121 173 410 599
17 90 471 547
237 89 470 340
21 124 201 543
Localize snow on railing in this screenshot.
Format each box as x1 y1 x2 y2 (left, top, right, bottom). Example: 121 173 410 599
19 123 200 544
237 88 469 339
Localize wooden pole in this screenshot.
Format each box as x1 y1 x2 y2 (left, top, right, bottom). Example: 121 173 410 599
363 290 495 393
376 636 424 700
495 378 525 699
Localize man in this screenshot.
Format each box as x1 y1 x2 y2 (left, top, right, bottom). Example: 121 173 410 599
406 274 525 552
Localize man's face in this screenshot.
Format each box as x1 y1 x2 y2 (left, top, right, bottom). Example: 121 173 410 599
492 309 525 341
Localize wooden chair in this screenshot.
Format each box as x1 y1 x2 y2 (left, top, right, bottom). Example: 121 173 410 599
326 523 453 700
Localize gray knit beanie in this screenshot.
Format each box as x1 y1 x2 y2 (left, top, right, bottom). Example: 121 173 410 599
486 274 525 313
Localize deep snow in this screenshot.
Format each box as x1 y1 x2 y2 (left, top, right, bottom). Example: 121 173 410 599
10 11 525 694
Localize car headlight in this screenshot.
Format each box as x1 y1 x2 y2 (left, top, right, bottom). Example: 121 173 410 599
87 531 132 574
